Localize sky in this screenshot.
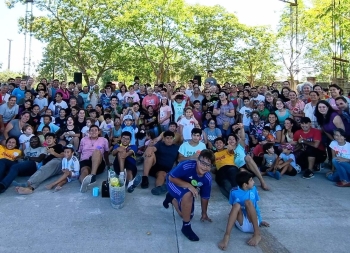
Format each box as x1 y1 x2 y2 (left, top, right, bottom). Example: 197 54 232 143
0 0 287 75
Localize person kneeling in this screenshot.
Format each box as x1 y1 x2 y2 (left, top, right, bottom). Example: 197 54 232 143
112 131 142 193
218 171 269 250
163 149 215 242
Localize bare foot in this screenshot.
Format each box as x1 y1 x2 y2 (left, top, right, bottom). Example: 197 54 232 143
261 182 269 191
16 187 33 195
54 186 62 192
247 234 261 246
218 234 230 251
46 184 54 190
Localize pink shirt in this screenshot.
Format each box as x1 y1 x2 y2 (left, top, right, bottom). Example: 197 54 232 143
78 136 109 161
142 94 159 111
123 92 140 103
56 88 70 100
159 105 171 125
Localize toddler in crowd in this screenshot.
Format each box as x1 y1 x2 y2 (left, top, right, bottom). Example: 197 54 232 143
19 124 35 151
99 113 113 139
261 143 280 179
178 107 198 142
45 144 80 191
38 125 50 146
239 97 253 132
81 118 94 138
253 126 275 157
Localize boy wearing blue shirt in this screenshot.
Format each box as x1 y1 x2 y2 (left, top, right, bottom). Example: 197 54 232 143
121 115 138 145
218 171 269 250
112 131 141 193
163 149 215 242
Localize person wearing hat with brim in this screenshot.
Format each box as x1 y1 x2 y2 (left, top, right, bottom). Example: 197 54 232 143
121 114 138 145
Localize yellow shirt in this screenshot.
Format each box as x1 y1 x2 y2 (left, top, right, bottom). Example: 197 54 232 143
0 146 22 161
214 149 235 170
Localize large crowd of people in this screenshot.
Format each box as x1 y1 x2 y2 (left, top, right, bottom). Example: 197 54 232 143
0 71 350 249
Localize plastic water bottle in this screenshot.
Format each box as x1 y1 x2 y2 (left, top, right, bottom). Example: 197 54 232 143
119 172 125 187
109 170 116 182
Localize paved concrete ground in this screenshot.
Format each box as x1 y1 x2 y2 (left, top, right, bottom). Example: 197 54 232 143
1 166 349 253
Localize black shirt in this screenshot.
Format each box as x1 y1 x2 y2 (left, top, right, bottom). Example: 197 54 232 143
43 144 64 165
55 117 67 128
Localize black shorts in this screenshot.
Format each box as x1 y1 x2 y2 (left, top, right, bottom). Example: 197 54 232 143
239 164 256 177
149 163 172 178
79 157 106 175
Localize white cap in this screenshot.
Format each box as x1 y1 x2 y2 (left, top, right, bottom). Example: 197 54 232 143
123 115 133 121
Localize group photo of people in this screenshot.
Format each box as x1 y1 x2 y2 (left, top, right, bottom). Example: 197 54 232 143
1 71 350 249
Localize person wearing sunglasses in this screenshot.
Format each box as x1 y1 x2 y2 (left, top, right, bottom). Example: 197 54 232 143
163 149 215 242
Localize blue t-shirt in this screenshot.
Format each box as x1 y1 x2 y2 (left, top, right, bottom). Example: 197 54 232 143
113 143 137 165
12 88 26 104
154 141 179 168
229 186 262 223
37 122 60 133
178 141 206 158
168 160 212 199
204 127 222 145
122 125 137 145
234 144 246 168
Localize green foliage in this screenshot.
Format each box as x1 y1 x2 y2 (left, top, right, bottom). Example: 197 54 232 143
0 70 22 83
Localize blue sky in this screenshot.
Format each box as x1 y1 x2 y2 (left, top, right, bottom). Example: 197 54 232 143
0 0 286 75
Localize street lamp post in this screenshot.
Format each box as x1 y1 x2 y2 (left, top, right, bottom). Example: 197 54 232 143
7 39 12 70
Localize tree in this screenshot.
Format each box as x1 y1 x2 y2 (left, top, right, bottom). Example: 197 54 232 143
9 0 130 84
183 5 242 73
117 0 188 83
232 26 280 85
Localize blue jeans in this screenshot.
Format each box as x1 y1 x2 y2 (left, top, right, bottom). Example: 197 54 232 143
0 159 37 189
332 158 350 182
218 125 232 140
150 126 159 137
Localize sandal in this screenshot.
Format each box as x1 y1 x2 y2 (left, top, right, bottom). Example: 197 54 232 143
335 181 350 187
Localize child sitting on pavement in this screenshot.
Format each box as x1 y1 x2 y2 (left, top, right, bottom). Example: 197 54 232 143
218 171 269 250
274 143 300 177
261 143 280 179
45 144 80 191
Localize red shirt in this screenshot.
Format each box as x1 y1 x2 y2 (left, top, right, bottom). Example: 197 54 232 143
142 94 159 111
293 128 324 150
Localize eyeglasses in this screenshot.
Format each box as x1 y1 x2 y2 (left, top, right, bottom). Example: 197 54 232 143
198 159 211 168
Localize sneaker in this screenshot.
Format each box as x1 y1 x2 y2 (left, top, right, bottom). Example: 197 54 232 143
303 169 314 179
151 185 168 195
141 176 149 189
127 174 142 193
80 175 92 193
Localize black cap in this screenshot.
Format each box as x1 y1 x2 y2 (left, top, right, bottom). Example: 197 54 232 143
300 117 311 124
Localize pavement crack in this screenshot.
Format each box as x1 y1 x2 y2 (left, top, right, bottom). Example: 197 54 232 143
172 206 180 253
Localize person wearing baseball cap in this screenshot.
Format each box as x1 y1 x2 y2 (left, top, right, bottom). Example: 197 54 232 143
292 117 327 179
122 114 137 145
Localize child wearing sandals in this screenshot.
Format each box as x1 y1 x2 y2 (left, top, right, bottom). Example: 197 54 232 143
45 144 80 191
218 171 269 250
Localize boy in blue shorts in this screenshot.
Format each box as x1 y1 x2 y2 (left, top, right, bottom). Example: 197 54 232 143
163 149 215 242
218 171 269 250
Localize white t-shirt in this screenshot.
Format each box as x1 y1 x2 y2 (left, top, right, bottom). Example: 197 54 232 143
239 106 253 127
99 120 114 135
303 103 317 128
250 94 265 107
178 141 206 158
178 117 196 140
329 141 350 159
19 134 35 150
62 156 80 178
34 97 48 111
48 100 68 117
185 89 193 97
123 92 140 103
1 93 10 103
